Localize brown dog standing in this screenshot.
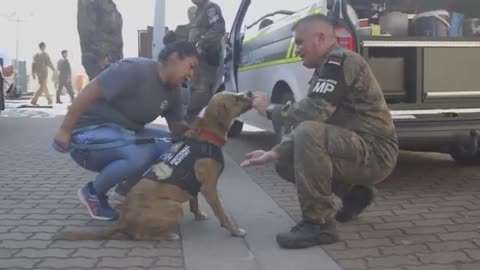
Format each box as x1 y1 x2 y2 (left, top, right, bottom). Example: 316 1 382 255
54 91 253 241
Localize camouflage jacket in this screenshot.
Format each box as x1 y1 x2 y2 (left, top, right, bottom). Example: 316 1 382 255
271 46 399 168
188 1 225 65
57 58 72 82
32 52 55 79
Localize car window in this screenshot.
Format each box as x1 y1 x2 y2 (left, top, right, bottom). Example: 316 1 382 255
241 0 317 40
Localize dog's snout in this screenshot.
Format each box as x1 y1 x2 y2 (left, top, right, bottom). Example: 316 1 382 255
246 91 253 98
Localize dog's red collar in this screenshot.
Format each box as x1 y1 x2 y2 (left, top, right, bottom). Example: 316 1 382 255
191 128 226 146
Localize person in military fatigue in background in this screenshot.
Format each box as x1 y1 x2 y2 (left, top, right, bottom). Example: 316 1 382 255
31 42 56 106
241 14 399 249
56 50 75 104
186 0 225 123
175 6 198 42
77 0 123 81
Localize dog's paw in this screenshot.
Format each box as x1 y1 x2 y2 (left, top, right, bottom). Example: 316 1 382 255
231 228 247 237
194 211 208 221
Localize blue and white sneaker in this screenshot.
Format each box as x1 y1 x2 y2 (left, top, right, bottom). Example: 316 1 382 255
78 182 119 220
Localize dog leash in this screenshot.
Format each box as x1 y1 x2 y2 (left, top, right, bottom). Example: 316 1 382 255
51 123 172 153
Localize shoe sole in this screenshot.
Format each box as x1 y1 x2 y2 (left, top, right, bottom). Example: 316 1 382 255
277 234 338 249
77 188 113 221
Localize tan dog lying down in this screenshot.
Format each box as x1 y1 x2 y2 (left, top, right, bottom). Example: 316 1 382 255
54 91 253 240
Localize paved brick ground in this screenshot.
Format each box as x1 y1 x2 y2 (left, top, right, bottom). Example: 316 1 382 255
4 108 480 270
0 117 184 270
225 131 480 270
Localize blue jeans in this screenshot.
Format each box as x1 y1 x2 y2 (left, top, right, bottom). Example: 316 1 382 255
70 126 172 195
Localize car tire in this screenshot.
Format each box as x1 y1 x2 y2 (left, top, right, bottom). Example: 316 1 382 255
449 144 480 165
273 91 295 144
228 120 244 137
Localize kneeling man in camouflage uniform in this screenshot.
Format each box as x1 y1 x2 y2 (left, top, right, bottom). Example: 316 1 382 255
241 14 399 249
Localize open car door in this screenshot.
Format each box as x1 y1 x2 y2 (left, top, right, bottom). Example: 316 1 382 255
223 0 357 93
223 0 251 92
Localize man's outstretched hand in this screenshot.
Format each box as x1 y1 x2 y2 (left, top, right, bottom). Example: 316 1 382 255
240 150 279 168
252 92 270 117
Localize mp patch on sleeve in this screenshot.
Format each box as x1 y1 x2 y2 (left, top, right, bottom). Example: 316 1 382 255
307 52 345 104
207 7 220 24
310 78 338 94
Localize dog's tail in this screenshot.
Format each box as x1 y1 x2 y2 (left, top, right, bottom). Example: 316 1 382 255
53 223 124 241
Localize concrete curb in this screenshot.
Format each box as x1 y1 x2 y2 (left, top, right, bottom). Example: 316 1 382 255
181 155 341 270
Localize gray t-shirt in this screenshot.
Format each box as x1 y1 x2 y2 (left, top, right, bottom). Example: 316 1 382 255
76 57 184 131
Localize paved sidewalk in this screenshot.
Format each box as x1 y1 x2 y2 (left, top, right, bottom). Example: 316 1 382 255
0 115 341 270
0 117 185 270
3 106 480 270
225 131 480 270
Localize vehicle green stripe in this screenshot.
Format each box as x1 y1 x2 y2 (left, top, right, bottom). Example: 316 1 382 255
239 57 302 72
243 30 269 45
239 7 323 71
285 36 295 58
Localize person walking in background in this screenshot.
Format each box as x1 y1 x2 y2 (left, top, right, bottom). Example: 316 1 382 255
31 42 56 106
56 50 75 104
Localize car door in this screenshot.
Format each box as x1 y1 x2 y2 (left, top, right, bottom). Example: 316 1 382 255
223 0 357 93
223 0 251 93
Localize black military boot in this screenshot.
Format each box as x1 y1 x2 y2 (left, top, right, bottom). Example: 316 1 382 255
336 185 374 223
276 220 338 249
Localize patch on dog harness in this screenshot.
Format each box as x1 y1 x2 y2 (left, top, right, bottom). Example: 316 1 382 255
143 139 224 196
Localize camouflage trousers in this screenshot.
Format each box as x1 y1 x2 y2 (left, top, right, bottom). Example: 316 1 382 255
186 59 218 123
31 77 52 105
275 121 394 224
56 80 75 103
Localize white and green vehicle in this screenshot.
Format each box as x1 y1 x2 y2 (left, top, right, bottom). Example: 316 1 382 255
222 0 480 165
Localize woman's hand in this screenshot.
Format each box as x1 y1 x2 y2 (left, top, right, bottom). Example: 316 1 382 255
54 127 72 151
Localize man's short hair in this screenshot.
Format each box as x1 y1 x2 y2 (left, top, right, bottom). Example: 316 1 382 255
61 50 68 55
39 42 46 49
157 41 199 63
292 14 334 31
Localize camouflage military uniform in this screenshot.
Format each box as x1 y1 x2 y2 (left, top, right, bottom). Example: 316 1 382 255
175 6 197 42
56 58 75 103
269 46 399 224
31 52 55 105
187 0 225 122
77 0 123 81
